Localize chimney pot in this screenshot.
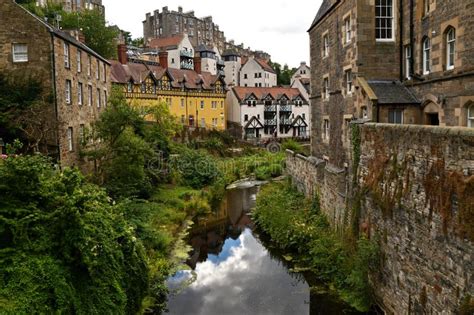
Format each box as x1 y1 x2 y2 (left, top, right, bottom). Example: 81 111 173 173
118 44 128 65
194 56 202 74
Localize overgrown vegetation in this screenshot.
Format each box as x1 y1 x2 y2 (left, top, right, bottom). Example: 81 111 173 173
253 181 379 312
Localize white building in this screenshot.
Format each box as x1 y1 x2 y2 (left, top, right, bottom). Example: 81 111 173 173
291 61 311 85
239 57 277 88
227 87 310 140
147 34 194 70
222 49 241 86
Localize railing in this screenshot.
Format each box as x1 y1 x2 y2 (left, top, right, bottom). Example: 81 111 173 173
264 119 277 126
280 118 292 125
264 105 277 112
279 105 292 112
181 61 194 70
180 50 194 58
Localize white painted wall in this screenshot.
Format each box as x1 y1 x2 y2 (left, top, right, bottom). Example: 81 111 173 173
291 62 311 85
239 58 277 87
224 57 241 86
167 34 194 69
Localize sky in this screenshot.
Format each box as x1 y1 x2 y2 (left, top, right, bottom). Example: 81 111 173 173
102 0 323 67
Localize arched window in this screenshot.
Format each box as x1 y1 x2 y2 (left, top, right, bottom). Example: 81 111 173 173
468 104 474 128
423 37 431 74
446 28 456 70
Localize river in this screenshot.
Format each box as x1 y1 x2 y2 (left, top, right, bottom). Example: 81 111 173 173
165 185 365 315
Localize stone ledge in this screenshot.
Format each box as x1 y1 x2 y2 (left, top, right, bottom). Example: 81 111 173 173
362 123 474 137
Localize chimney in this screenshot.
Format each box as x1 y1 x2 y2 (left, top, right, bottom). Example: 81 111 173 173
194 56 202 74
178 6 183 13
159 51 169 68
118 44 128 65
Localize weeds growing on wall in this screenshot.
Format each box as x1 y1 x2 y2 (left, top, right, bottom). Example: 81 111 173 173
253 181 379 312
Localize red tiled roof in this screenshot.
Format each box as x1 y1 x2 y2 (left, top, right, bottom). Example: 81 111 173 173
255 58 275 74
109 60 222 91
232 87 306 102
147 35 184 49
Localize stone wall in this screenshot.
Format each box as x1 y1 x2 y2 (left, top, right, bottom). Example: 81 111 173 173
286 123 474 314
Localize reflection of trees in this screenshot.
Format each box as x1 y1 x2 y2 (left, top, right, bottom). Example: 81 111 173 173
186 187 258 269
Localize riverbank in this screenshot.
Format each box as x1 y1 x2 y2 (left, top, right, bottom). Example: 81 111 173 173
252 181 379 312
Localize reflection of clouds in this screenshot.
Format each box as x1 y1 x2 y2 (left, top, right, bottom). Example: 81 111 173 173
167 229 309 315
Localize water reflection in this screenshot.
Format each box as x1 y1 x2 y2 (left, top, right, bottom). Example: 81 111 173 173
166 186 363 315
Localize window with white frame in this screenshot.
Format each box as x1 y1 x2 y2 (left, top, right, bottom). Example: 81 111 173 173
212 118 218 127
405 45 412 79
423 0 430 16
323 119 330 141
375 0 394 40
12 44 28 62
323 77 329 100
88 85 92 106
200 118 206 127
468 105 474 128
446 28 456 70
64 42 70 68
104 90 107 107
344 16 351 43
87 55 92 76
423 37 431 74
388 109 403 124
67 127 74 151
77 50 81 72
345 69 353 95
66 80 72 104
323 34 329 57
78 82 83 105
96 60 100 80
103 63 107 82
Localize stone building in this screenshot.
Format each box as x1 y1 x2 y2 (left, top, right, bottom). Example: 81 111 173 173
0 0 111 168
309 0 474 169
111 45 227 131
36 0 104 13
226 87 310 140
239 57 277 88
143 6 226 54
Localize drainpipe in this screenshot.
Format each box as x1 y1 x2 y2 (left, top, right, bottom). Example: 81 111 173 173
410 0 415 78
399 0 404 81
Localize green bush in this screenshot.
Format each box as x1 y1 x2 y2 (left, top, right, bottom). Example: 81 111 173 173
282 139 304 155
176 148 221 189
0 155 148 314
253 182 379 311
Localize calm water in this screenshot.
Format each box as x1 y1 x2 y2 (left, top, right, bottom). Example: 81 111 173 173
166 186 363 315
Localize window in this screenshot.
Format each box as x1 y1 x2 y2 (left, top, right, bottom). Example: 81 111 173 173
77 50 81 72
323 119 330 141
171 58 175 64
87 55 92 76
79 124 85 145
244 114 249 122
244 74 248 79
88 85 92 106
323 77 329 100
212 118 218 127
345 70 353 95
211 101 217 109
446 28 456 70
12 44 28 62
344 17 351 43
78 82 83 105
64 42 70 68
388 109 403 124
67 127 74 151
96 60 100 80
181 98 185 108
255 83 258 87
66 80 72 104
200 118 206 127
181 115 185 124
103 63 107 82
141 82 146 93
405 45 412 79
200 100 205 109
221 101 224 108
323 34 329 57
423 37 431 74
127 82 133 93
423 0 430 16
375 0 394 40
466 105 474 127
97 88 101 108
104 90 107 107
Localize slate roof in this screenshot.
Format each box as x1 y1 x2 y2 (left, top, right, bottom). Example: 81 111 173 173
367 80 420 105
110 60 223 91
232 87 307 102
18 3 110 64
308 0 340 32
222 49 240 57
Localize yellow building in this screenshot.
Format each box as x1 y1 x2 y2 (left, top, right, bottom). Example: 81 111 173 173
110 59 227 130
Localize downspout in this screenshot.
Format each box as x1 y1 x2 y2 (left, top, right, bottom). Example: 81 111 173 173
399 0 404 81
410 0 415 78
50 32 61 166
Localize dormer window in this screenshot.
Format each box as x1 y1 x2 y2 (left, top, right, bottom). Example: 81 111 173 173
247 100 256 107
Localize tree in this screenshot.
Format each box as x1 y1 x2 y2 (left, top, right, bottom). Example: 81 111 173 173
268 61 297 86
0 154 149 313
61 10 119 59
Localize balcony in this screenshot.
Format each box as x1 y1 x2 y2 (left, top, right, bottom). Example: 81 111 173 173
181 61 194 70
264 105 277 112
279 105 292 112
264 119 277 126
280 118 292 125
180 49 194 58
217 59 225 66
